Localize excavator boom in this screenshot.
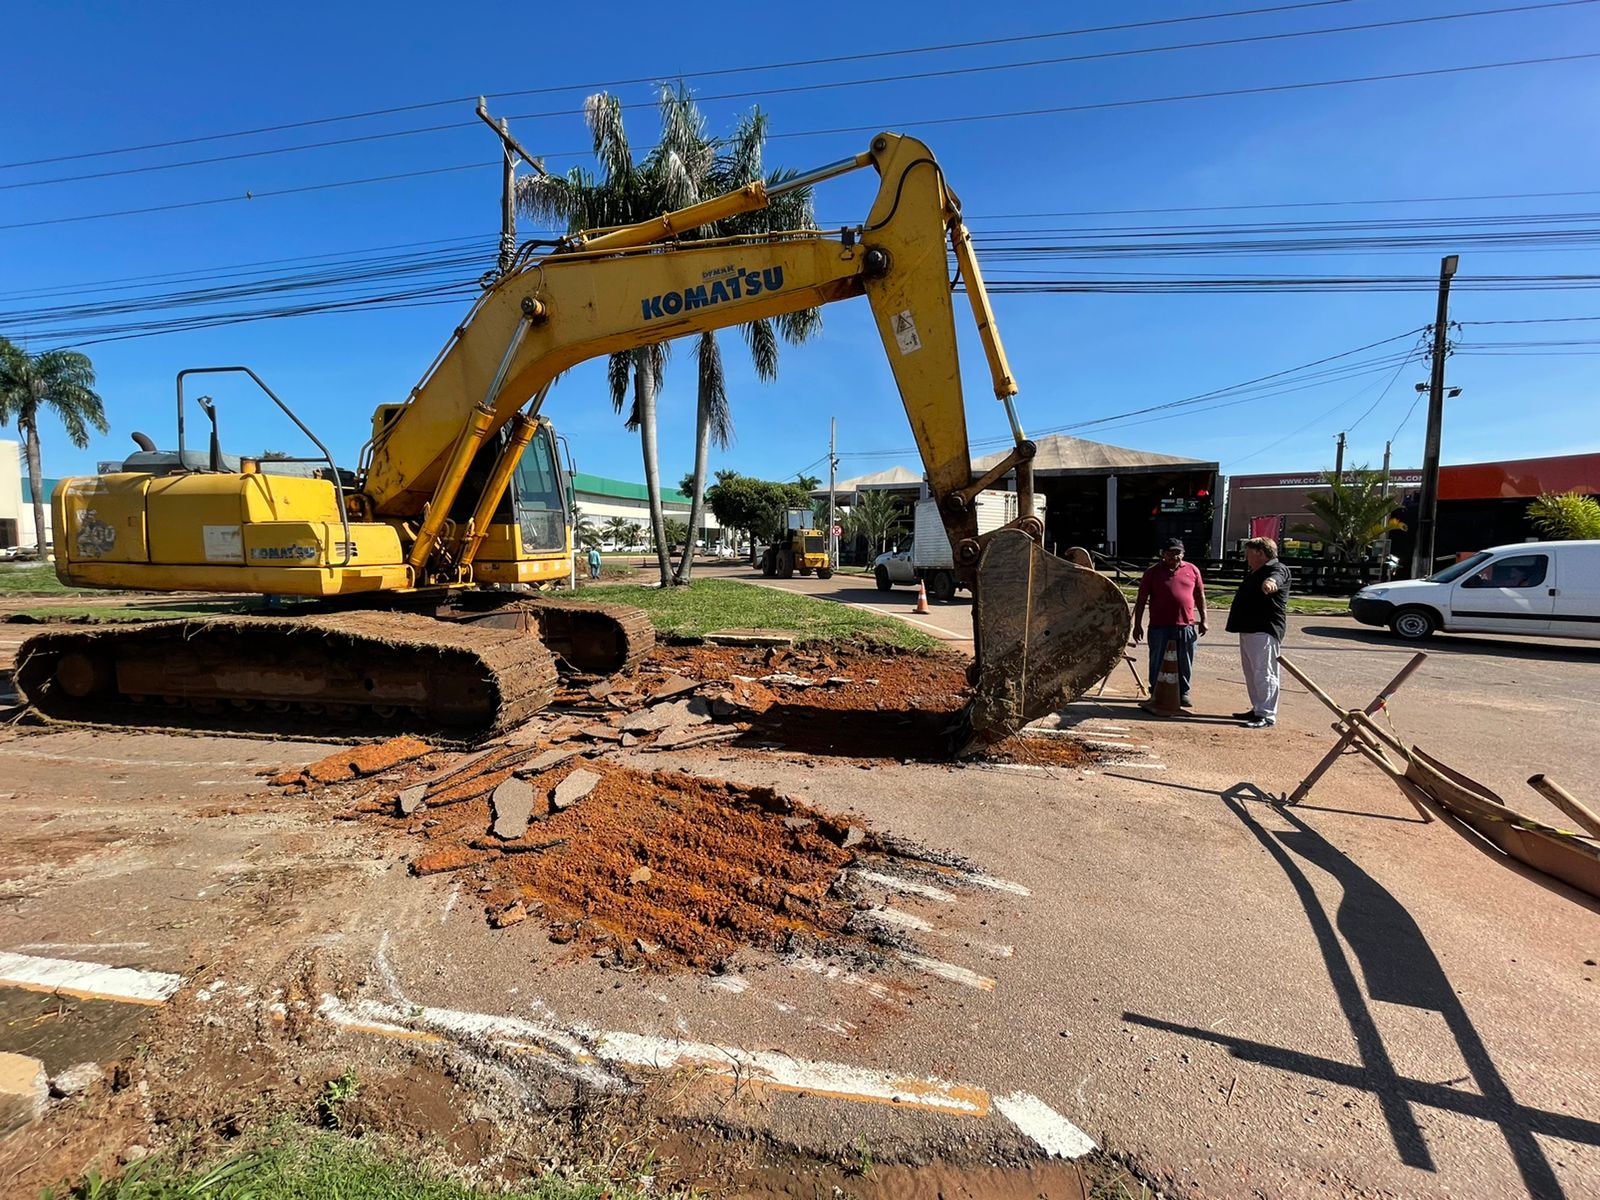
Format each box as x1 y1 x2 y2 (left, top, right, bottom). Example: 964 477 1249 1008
364 131 1129 738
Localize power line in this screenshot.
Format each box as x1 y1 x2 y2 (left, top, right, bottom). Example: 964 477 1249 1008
1228 345 1423 467
0 1 1358 171
12 1 1584 193
7 48 1600 234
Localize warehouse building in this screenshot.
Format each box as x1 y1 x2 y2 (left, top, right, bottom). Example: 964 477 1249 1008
1 440 58 552
572 472 721 548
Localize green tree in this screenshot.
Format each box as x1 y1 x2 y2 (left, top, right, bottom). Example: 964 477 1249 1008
1527 491 1600 540
658 88 822 584
518 93 676 586
842 489 906 556
699 470 816 556
1289 468 1405 561
0 338 108 554
259 449 294 461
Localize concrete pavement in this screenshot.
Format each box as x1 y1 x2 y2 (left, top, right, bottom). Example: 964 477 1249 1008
2 583 1598 1196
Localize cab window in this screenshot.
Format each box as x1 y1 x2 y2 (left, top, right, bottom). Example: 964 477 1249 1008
1461 553 1548 589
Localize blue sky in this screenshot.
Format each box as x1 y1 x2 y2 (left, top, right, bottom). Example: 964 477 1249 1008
4 0 1598 491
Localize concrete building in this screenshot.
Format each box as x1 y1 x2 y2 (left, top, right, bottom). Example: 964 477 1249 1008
0 440 58 551
572 472 721 548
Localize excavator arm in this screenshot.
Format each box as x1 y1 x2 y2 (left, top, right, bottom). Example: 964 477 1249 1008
365 131 1130 738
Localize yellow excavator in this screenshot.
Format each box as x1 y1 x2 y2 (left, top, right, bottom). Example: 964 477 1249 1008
19 131 1130 743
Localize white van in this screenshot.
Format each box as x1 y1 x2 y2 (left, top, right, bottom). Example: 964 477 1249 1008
1350 540 1600 641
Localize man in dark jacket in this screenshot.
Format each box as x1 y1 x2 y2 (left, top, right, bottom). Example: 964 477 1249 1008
1226 536 1291 728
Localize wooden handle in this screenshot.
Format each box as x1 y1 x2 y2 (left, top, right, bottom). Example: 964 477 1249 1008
1528 775 1600 840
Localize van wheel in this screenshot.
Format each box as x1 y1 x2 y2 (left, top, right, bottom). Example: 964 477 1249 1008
930 571 957 603
875 567 892 592
1390 607 1437 641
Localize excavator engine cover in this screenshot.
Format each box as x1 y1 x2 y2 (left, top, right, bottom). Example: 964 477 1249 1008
968 528 1131 740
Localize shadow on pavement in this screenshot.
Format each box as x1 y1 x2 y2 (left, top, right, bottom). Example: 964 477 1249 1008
1122 782 1595 1196
1298 623 1600 664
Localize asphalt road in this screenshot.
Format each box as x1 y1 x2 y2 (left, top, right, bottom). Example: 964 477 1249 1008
2 577 1597 1196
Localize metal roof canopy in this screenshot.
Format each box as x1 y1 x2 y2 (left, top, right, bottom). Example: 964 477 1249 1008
975 434 1214 478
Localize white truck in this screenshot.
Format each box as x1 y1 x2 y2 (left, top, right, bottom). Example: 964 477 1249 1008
872 490 1019 601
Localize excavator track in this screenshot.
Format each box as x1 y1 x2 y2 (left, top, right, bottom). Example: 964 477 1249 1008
436 595 656 677
13 610 562 744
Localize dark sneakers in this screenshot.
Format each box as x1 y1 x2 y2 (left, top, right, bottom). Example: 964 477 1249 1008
1243 716 1276 729
1180 695 1195 709
1232 710 1258 720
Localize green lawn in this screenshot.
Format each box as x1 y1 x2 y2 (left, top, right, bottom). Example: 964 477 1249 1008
0 564 91 595
43 1125 665 1200
557 577 936 650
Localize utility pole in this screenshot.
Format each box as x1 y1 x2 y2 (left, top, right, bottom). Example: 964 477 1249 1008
1410 253 1459 579
1334 431 1346 479
475 98 549 282
1377 439 1393 581
827 418 838 566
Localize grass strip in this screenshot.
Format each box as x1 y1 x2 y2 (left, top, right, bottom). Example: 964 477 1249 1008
44 1124 665 1199
551 577 936 650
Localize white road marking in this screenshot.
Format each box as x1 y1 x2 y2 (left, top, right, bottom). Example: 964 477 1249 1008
1104 760 1168 771
851 869 958 903
320 992 987 1115
959 871 1031 897
898 951 996 992
441 882 461 923
864 906 1014 960
13 942 151 953
0 951 181 1005
322 982 1084 1156
994 1091 1097 1158
865 905 933 932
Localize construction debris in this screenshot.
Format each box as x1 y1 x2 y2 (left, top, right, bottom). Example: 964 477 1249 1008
270 735 433 790
490 777 538 839
551 768 601 811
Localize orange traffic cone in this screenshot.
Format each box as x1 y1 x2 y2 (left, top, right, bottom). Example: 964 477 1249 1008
1143 639 1183 717
914 578 930 614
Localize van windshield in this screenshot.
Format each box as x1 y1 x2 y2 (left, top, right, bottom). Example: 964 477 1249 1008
1426 551 1493 583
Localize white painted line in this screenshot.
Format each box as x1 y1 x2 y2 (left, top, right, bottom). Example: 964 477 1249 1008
866 905 933 933
851 869 958 903
320 992 988 1116
994 1091 1097 1158
0 951 182 1006
786 954 902 1003
1105 760 1168 771
959 871 1031 897
586 1028 990 1114
898 951 996 992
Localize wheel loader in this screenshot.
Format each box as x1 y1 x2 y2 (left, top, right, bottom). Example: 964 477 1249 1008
19 131 1130 745
760 508 832 580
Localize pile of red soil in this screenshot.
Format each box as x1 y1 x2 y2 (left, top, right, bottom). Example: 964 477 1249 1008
369 759 870 970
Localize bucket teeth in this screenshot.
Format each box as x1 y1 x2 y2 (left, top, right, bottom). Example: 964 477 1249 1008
967 529 1131 741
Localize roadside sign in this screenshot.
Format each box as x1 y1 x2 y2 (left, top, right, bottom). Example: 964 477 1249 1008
831 525 842 537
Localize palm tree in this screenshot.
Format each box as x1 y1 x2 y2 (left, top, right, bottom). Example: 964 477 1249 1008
0 338 107 555
519 94 678 586
663 92 822 584
1290 468 1405 561
844 489 905 556
601 515 638 548
1527 491 1600 540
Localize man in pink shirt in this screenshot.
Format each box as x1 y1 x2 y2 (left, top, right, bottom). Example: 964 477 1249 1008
1132 537 1208 708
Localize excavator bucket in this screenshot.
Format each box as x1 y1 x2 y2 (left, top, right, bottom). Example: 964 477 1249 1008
967 529 1132 741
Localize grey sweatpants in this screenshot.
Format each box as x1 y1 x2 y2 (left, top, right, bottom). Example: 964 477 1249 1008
1239 632 1281 721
